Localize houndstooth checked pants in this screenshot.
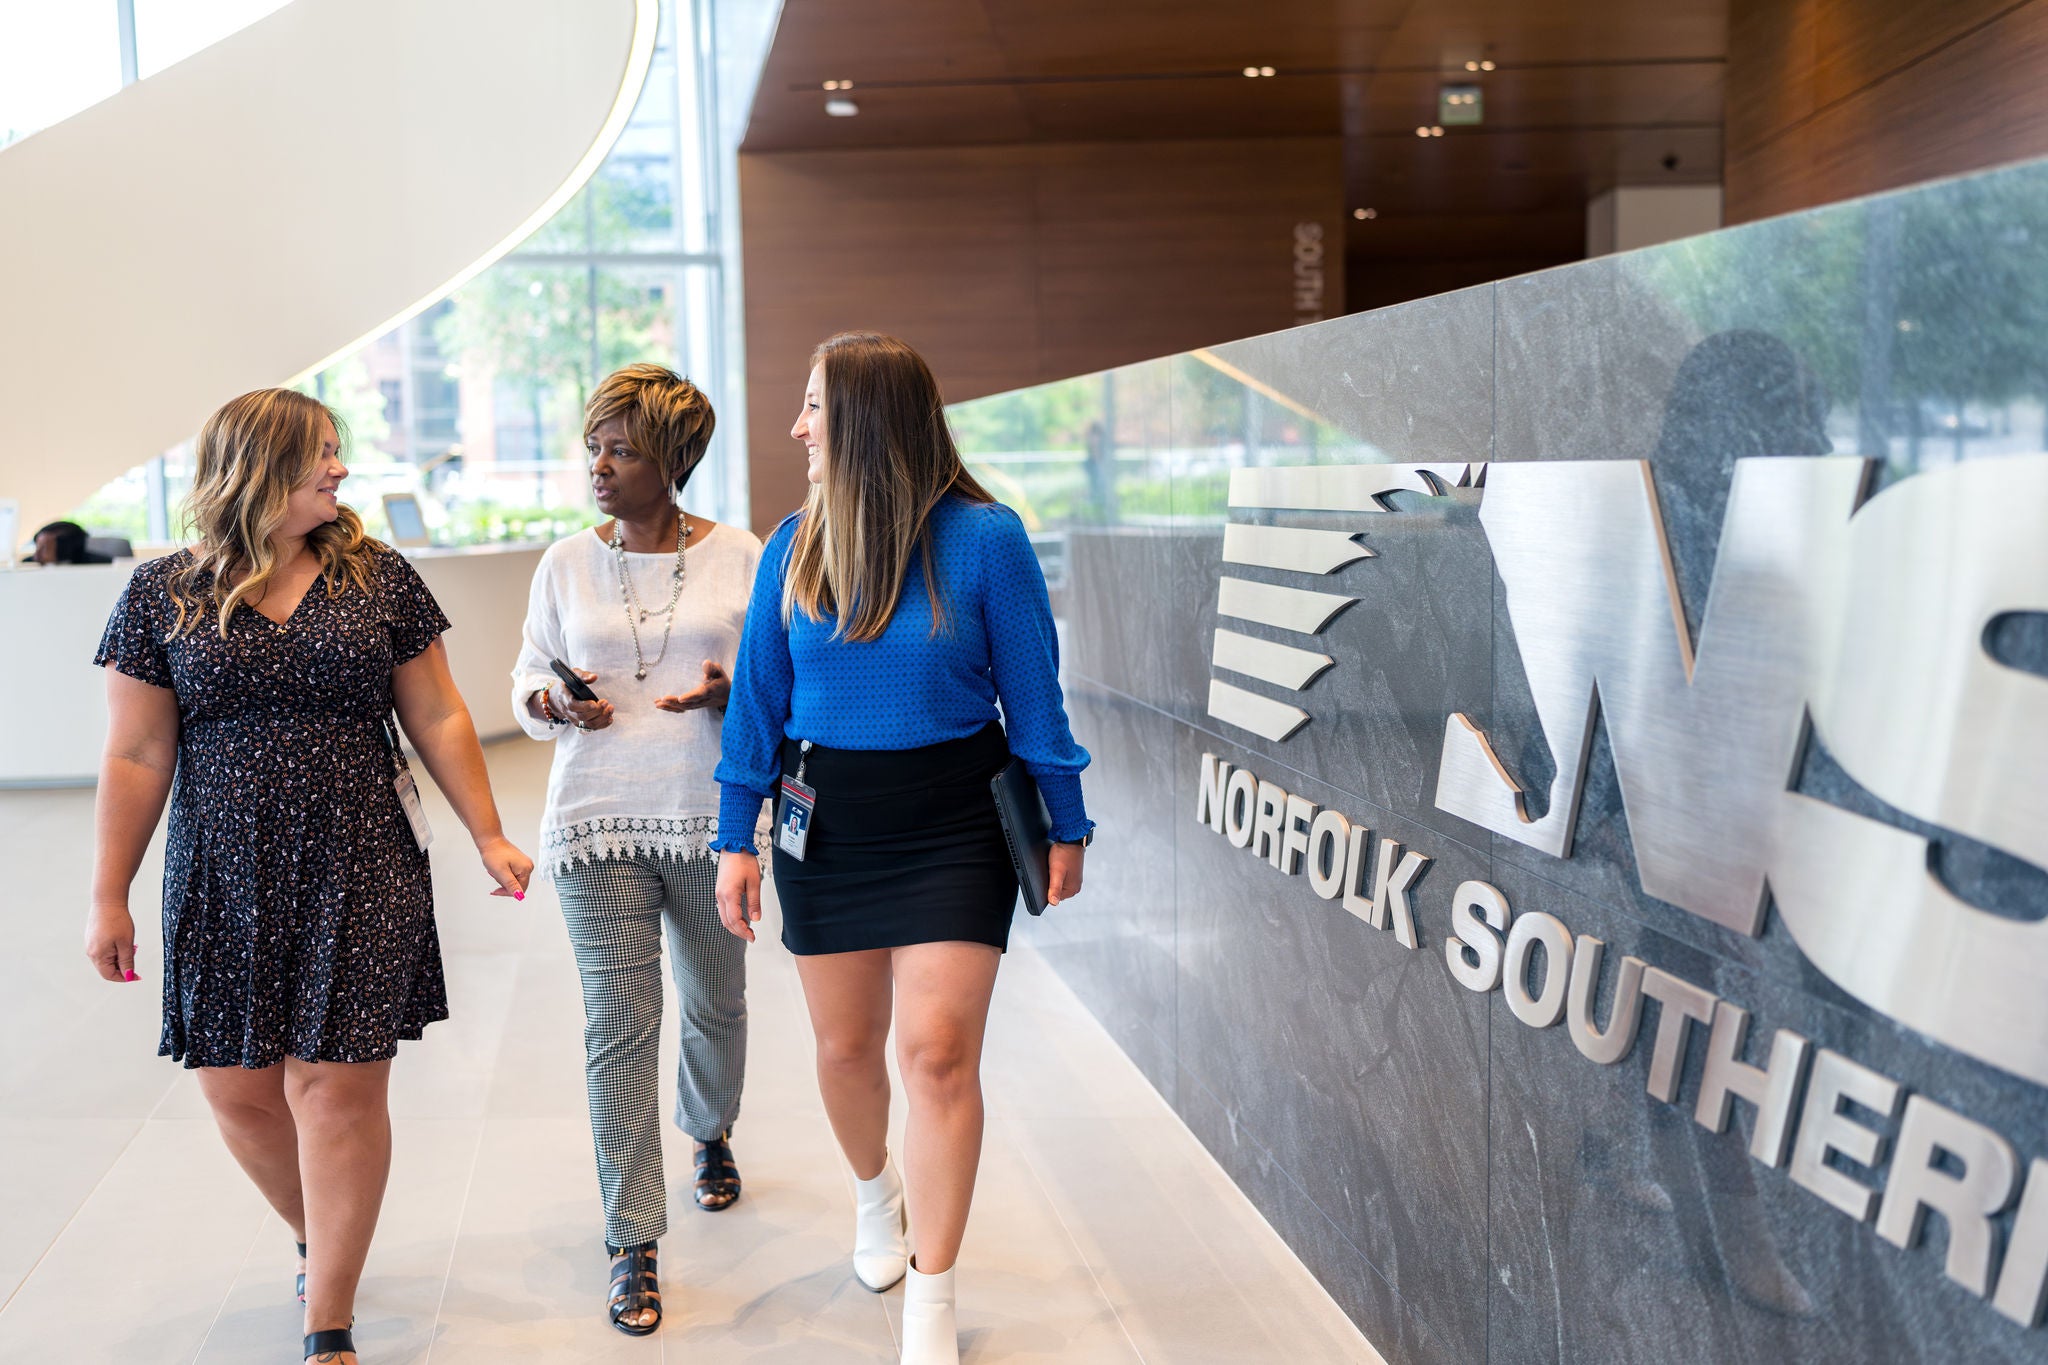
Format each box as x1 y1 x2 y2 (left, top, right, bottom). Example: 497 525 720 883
554 851 747 1247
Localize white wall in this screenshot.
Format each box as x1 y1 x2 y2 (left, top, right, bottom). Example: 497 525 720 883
0 0 656 536
0 545 545 786
1586 184 1725 257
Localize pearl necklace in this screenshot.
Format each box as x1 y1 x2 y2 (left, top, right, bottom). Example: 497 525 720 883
611 510 691 681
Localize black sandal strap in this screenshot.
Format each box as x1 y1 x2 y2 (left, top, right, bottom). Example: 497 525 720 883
605 1243 662 1335
304 1327 355 1358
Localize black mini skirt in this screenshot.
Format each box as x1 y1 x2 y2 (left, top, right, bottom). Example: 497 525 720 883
771 721 1020 956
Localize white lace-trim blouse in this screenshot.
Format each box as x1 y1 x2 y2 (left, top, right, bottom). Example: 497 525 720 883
512 521 761 876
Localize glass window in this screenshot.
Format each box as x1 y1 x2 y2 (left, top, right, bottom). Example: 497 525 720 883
53 0 747 548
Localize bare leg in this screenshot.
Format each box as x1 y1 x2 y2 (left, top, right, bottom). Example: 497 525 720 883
891 942 1001 1274
195 1064 307 1284
286 1057 394 1358
793 949 895 1179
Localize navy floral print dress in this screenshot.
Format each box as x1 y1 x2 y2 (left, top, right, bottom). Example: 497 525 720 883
94 542 452 1069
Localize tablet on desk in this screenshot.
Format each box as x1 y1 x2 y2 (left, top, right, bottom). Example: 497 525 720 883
382 492 431 548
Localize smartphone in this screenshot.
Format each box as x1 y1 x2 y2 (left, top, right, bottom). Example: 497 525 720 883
549 658 600 702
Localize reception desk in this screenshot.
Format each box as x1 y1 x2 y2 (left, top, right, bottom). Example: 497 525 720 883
0 542 545 786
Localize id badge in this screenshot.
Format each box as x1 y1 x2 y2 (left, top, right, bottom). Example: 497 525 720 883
776 774 816 861
394 768 434 852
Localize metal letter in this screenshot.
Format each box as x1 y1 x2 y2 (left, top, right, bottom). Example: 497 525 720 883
1875 1095 2020 1297
1565 935 1647 1065
1503 911 1574 1027
1196 753 1231 833
1216 577 1354 634
1252 780 1287 868
1445 880 1510 993
1693 1002 1811 1169
1788 1049 1903 1223
1305 808 1350 899
1639 967 1717 1104
1228 462 1478 512
1279 794 1317 875
1223 767 1257 848
1222 523 1373 574
1339 824 1376 924
1432 456 1869 930
1366 838 1430 948
1208 679 1309 743
1766 455 2048 1091
1994 1158 2048 1327
1212 629 1335 690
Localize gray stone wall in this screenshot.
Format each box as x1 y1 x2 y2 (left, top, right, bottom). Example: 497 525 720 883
998 158 2048 1363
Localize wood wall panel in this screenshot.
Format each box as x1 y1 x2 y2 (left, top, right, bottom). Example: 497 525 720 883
740 137 1341 527
1726 0 2048 223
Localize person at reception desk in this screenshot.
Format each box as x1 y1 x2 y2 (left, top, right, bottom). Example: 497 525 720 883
713 332 1093 1365
83 388 534 1365
509 364 760 1337
26 519 112 564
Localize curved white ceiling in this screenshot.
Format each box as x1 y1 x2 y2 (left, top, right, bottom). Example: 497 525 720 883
0 0 656 534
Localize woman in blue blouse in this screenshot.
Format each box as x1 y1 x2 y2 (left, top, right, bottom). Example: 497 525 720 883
714 332 1091 1365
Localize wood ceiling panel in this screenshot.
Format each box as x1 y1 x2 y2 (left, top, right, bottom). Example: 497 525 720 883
742 0 1734 323
1344 61 1724 132
976 0 1403 74
1011 76 1344 142
1370 0 1726 67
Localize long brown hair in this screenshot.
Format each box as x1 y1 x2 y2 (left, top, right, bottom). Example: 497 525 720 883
782 332 994 641
168 388 374 638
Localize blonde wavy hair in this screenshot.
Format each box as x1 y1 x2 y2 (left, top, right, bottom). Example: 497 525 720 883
583 363 716 493
782 332 993 642
168 387 375 639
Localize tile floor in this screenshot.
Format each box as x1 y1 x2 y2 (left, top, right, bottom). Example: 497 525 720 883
0 738 1381 1363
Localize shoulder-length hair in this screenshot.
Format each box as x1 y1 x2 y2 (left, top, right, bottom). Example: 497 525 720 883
168 387 374 639
782 332 994 642
584 363 716 492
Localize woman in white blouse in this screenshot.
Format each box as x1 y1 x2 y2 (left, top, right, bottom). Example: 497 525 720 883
510 364 761 1337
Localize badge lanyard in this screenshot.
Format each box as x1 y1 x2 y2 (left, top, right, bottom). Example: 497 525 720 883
777 739 815 861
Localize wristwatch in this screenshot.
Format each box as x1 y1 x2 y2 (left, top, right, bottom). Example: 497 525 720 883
1055 830 1095 848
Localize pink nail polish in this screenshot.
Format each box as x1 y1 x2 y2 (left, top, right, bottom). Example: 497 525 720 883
514 891 525 900
123 970 139 982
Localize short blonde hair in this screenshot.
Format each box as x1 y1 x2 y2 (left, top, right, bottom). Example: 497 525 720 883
582 364 716 493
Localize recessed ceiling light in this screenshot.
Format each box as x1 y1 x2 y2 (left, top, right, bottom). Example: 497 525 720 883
1480 60 1495 71
1415 125 1431 137
1352 207 1377 220
1465 60 1480 72
825 98 858 117
822 79 854 90
1260 65 1275 77
1243 66 1259 77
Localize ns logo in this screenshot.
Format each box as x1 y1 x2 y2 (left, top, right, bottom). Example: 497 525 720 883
1207 454 2048 1092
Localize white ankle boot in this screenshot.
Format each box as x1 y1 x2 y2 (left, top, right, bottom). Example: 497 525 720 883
900 1258 958 1365
852 1155 908 1291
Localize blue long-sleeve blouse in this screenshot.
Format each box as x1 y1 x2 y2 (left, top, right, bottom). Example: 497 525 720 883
713 496 1093 852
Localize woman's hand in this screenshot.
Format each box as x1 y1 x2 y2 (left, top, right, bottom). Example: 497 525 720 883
716 850 762 941
477 835 535 899
655 660 731 714
559 670 614 731
1047 842 1085 906
85 900 139 982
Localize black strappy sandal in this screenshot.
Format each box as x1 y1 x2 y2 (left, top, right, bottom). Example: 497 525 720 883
606 1242 661 1337
694 1134 741 1211
296 1240 308 1304
303 1327 354 1361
